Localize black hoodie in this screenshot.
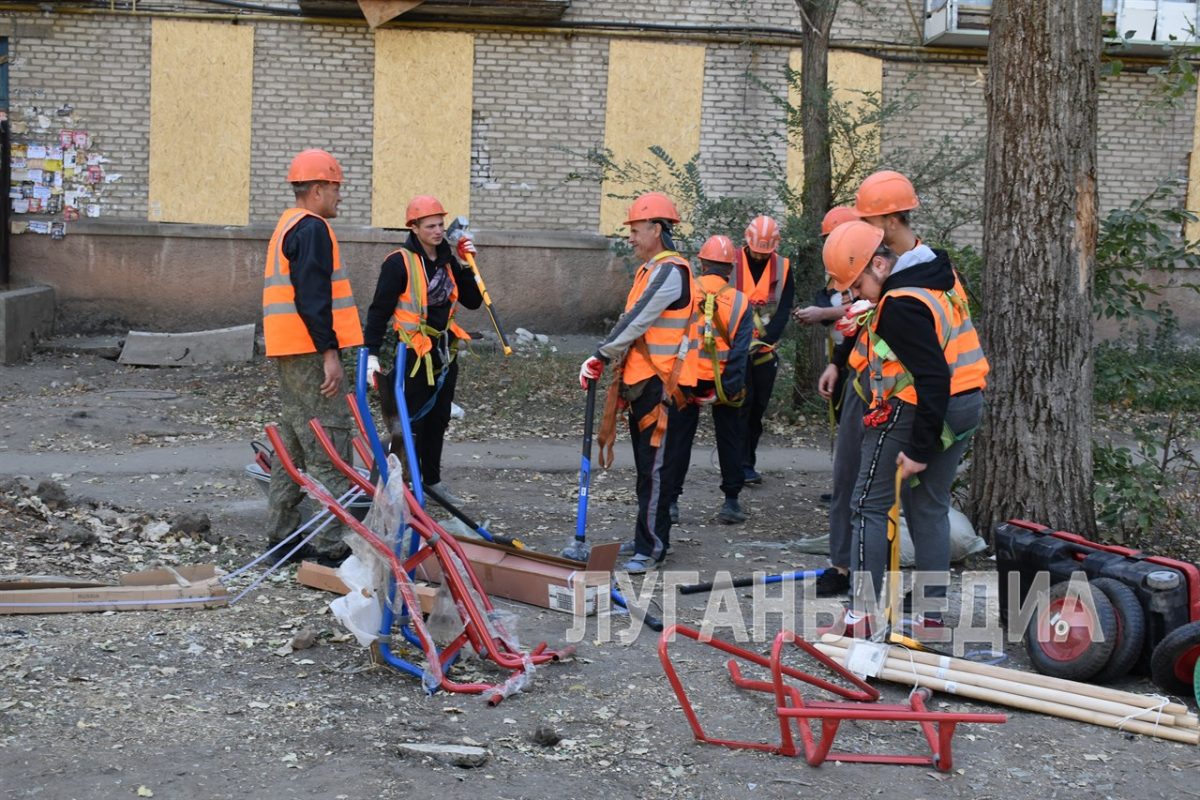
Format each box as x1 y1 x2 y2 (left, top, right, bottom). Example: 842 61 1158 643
872 248 960 463
363 232 483 354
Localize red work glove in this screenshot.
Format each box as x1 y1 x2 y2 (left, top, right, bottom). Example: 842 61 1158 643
579 356 604 390
834 299 875 337
455 233 477 261
366 354 382 390
693 389 717 406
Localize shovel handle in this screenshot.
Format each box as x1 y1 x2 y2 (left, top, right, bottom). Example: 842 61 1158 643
465 252 513 356
574 379 597 544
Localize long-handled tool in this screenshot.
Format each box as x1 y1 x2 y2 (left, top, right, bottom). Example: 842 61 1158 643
447 216 512 356
560 378 597 561
678 568 826 595
424 482 526 550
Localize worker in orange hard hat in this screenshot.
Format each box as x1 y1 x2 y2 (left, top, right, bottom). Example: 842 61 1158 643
788 206 872 597
818 218 988 642
262 148 364 567
583 191 698 573
669 234 753 526
362 194 482 504
733 214 795 486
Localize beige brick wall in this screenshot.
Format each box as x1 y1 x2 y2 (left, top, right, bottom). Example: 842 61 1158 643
470 32 608 231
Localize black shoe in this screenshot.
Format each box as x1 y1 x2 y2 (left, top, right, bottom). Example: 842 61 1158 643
717 498 746 524
814 569 851 597
267 541 313 566
820 492 833 503
669 501 679 525
743 467 763 485
314 551 349 569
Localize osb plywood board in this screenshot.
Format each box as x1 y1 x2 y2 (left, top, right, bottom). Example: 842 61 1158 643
148 19 253 226
372 29 473 228
600 40 705 236
786 49 883 200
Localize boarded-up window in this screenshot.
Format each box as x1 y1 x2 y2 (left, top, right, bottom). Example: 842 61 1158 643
600 40 706 236
148 20 253 226
372 29 474 228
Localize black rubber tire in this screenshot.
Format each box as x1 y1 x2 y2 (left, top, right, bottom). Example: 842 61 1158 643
1089 578 1146 684
1150 619 1200 696
1024 579 1118 681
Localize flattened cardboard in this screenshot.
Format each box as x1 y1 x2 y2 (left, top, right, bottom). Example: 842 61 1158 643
295 560 437 614
0 564 227 614
416 539 620 615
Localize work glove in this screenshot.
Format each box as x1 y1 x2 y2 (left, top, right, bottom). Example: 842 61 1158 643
834 299 875 337
455 233 477 261
366 354 382 390
579 355 604 390
693 388 717 406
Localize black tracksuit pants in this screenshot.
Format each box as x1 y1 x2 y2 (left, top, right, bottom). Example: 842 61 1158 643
381 350 458 487
742 351 778 470
629 376 691 561
671 379 747 504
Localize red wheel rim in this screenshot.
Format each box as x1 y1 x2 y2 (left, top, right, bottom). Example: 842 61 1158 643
1035 596 1099 662
1173 643 1200 684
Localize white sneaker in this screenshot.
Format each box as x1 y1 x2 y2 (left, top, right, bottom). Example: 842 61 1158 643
621 554 660 574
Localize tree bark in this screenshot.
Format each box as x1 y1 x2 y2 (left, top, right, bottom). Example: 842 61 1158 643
970 0 1100 536
791 0 839 409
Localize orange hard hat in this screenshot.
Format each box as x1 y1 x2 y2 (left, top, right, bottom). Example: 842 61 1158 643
698 234 736 264
406 195 447 227
744 215 781 255
624 192 681 225
821 206 859 236
853 170 919 218
823 220 885 292
287 149 344 184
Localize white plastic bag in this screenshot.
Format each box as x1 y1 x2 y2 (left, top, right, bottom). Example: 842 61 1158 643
329 554 383 647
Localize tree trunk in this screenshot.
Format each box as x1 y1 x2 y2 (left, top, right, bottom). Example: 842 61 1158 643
791 0 839 409
970 0 1100 536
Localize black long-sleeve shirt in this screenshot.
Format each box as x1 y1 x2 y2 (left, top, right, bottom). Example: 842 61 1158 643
363 232 483 355
741 249 795 345
282 215 341 353
872 248 959 463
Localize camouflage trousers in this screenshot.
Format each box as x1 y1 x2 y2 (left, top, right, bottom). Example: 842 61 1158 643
266 352 354 556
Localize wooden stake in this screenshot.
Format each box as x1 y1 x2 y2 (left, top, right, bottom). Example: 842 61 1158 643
820 634 1191 716
815 642 1198 745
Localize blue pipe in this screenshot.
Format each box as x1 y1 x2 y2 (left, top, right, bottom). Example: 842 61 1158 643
355 347 390 484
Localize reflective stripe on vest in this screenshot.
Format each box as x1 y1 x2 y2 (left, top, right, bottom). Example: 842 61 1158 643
389 248 469 384
263 208 363 357
734 249 789 355
621 251 699 387
867 285 989 405
695 273 748 383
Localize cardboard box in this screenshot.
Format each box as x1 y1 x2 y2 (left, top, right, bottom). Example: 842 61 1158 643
295 560 438 614
0 564 228 614
416 539 620 616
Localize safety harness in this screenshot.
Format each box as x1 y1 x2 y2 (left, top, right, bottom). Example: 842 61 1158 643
699 286 746 408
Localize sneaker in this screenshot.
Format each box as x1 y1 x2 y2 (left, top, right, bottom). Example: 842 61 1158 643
742 466 763 485
717 498 746 524
618 540 671 557
425 482 461 506
817 607 873 640
819 492 833 503
621 554 661 574
814 569 851 597
668 501 679 525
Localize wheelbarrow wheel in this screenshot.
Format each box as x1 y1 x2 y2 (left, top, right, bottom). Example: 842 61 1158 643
1024 579 1117 682
1090 578 1146 684
1150 619 1200 696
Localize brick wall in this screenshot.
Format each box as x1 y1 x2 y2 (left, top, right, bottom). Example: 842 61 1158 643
699 43 789 206
564 0 800 27
249 23 376 226
470 32 608 231
6 16 151 219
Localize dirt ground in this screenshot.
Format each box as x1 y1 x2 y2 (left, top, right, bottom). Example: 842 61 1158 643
1 342 1197 799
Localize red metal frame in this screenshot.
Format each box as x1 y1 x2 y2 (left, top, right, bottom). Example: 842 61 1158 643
1007 519 1200 622
264 422 572 705
658 625 1005 771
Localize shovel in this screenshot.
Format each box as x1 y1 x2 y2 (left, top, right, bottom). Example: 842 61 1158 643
560 378 597 561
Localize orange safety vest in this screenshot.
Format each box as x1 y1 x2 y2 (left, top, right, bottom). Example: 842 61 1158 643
733 249 789 356
694 273 749 385
263 208 363 358
388 248 472 385
866 280 989 406
621 251 699 388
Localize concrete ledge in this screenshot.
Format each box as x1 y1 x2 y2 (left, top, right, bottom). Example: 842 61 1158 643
0 284 55 365
47 219 613 250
